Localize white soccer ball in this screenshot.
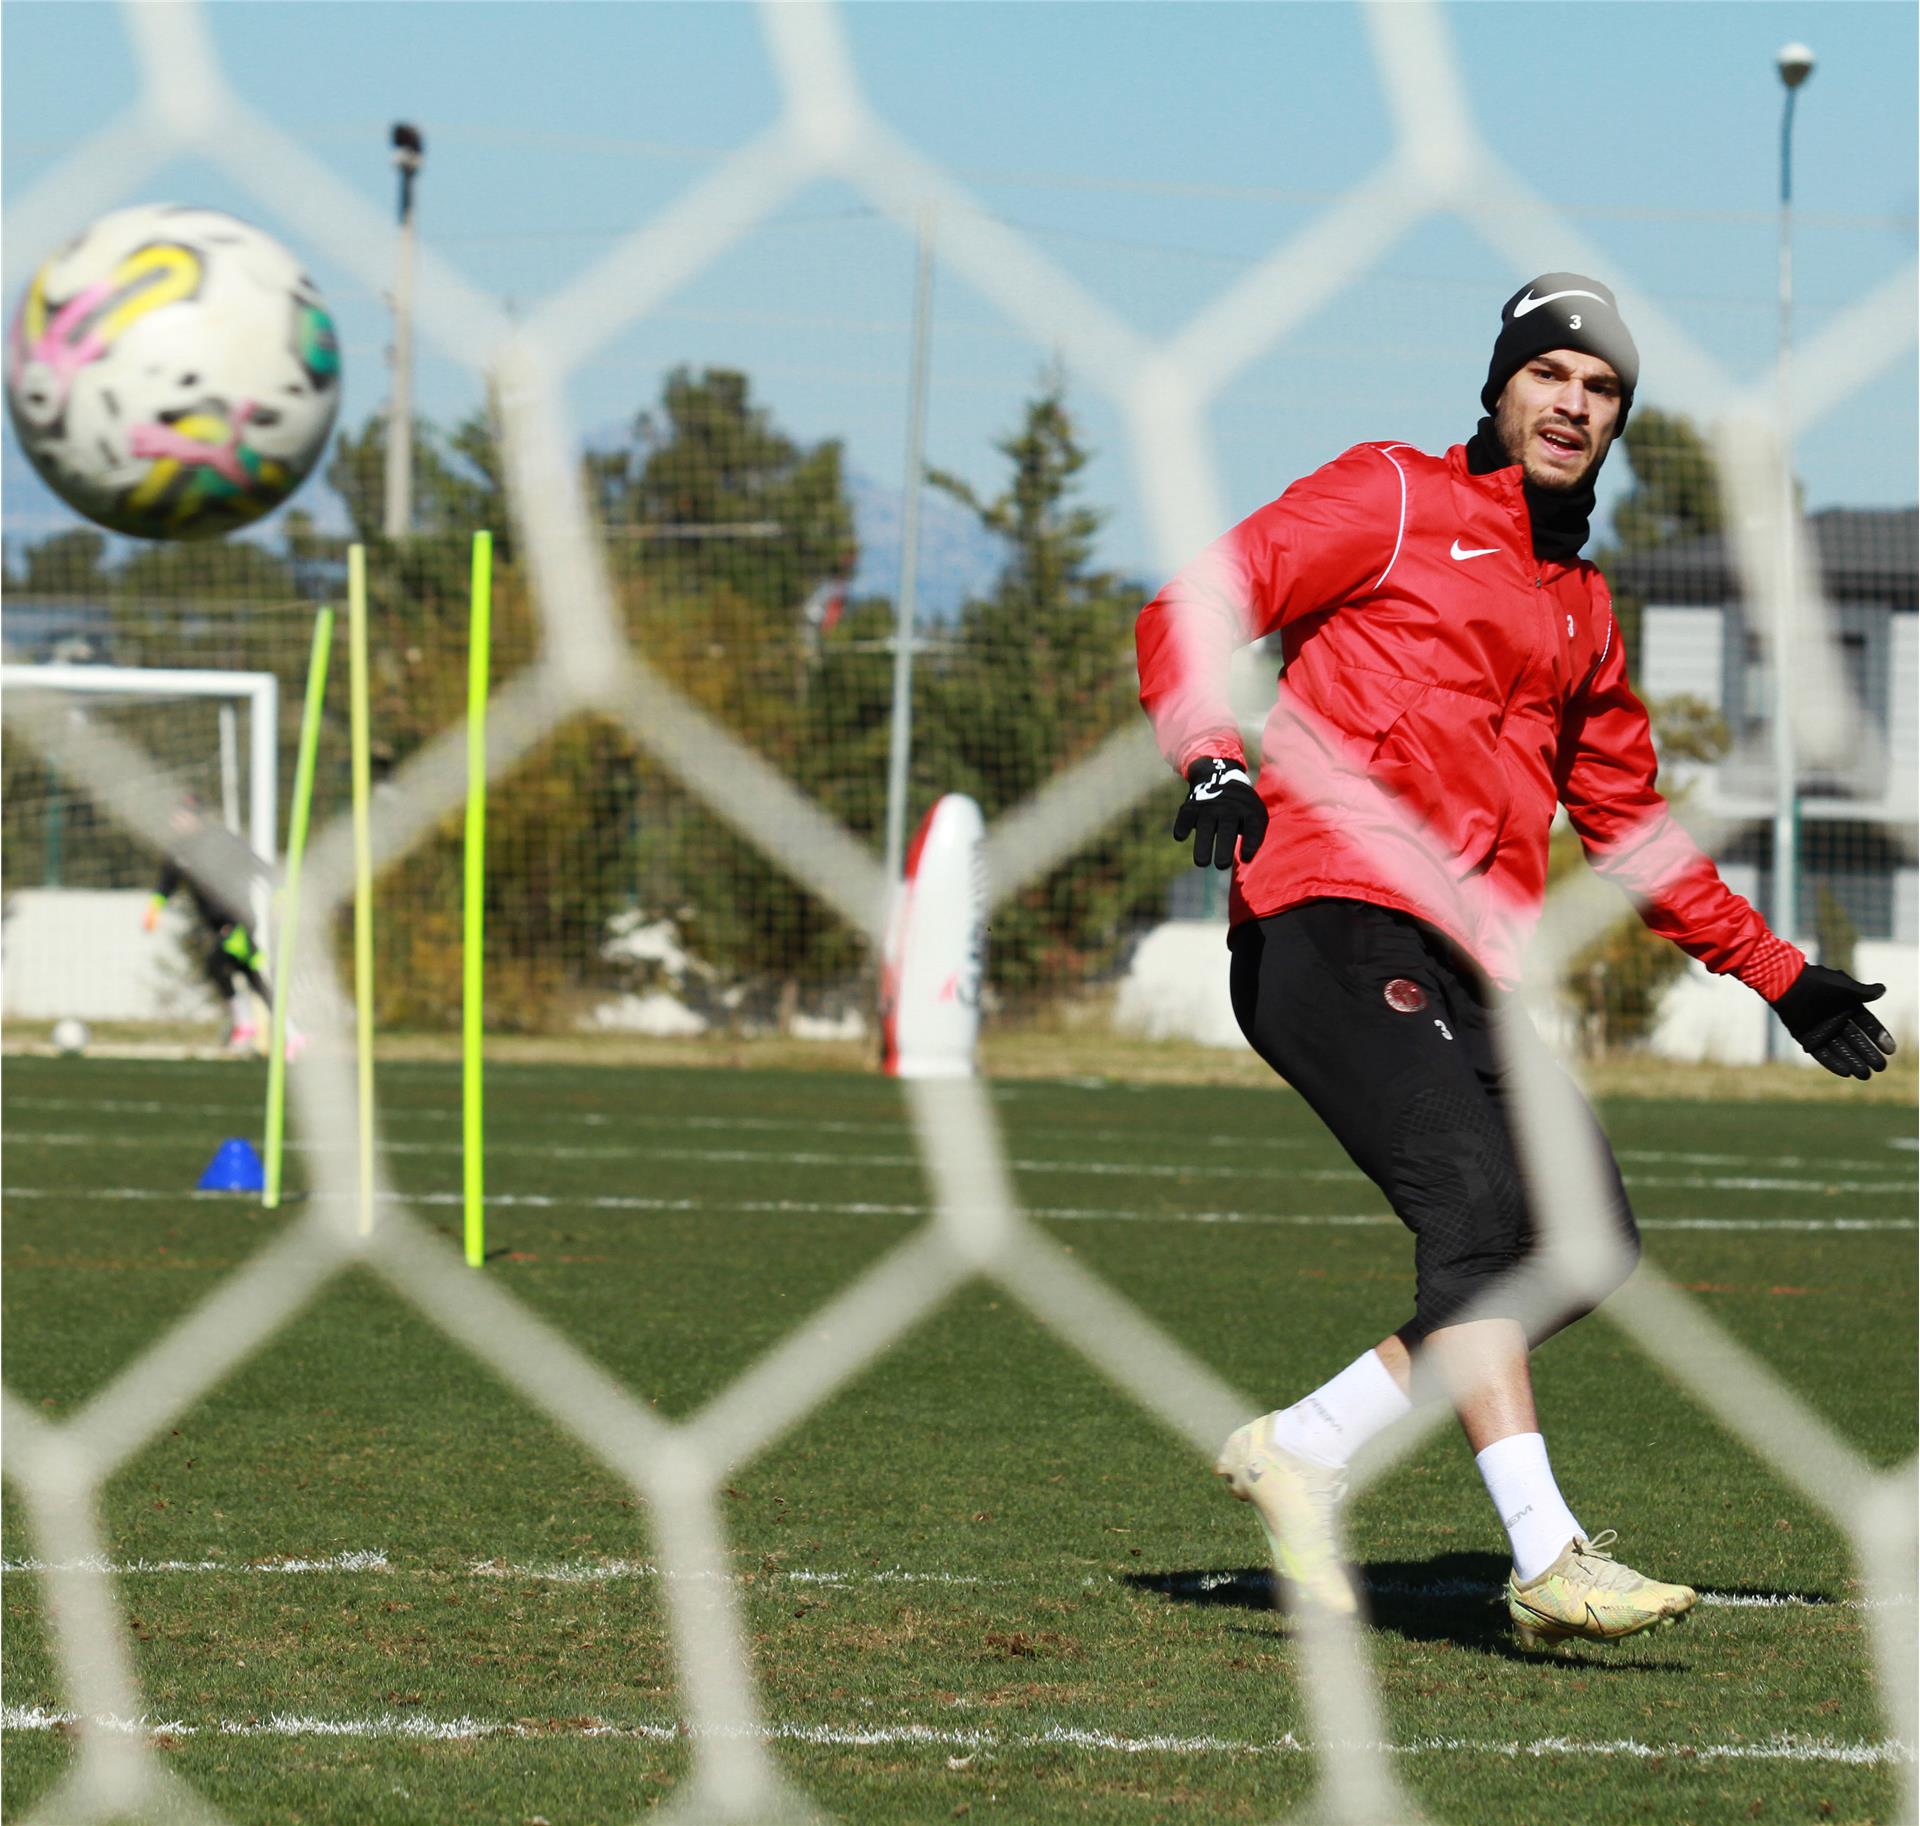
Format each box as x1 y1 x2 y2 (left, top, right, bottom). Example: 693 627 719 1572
6 204 341 541
51 1018 90 1056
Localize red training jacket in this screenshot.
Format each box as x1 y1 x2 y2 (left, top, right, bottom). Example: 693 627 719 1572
1136 440 1803 998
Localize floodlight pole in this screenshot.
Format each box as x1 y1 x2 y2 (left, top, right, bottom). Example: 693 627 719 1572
384 122 425 541
883 207 936 891
1769 45 1812 1055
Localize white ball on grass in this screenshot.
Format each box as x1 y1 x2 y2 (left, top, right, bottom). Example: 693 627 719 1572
51 1018 90 1055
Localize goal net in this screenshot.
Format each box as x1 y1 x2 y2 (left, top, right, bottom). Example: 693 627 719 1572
1 5 1913 1825
0 662 277 1024
1 663 278 883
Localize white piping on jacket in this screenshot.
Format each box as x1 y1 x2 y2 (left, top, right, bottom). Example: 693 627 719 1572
1369 444 1413 592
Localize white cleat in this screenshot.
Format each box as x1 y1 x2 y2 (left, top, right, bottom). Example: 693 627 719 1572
1213 1415 1357 1615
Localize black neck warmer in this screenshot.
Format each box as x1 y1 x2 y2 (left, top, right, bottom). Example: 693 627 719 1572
1465 416 1596 564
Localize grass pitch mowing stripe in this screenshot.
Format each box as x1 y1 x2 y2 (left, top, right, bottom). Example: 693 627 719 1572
6 1182 1914 1234
2 1554 1892 1613
2 1055 1911 1826
9 1127 1914 1198
9 1091 1910 1171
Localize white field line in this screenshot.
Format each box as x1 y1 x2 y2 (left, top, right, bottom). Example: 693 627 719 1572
4 1134 1912 1197
0 1703 1906 1764
0 1554 993 1587
4 1183 1913 1234
471 1560 993 1587
0 1552 388 1576
8 1097 1909 1177
1 1555 1888 1612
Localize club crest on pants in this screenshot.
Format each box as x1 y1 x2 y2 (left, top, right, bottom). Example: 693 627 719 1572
1384 977 1429 1014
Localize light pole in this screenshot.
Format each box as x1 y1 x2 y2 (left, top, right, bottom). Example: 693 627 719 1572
383 121 425 540
883 206 936 892
1769 44 1812 1055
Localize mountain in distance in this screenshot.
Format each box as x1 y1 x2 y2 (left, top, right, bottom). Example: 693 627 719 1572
574 417 1009 623
844 468 1009 623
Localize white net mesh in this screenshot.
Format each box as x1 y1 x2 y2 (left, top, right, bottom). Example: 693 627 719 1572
2 4 1914 1822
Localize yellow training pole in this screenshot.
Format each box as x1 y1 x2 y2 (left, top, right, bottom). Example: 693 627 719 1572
349 544 376 1234
264 606 334 1209
463 531 492 1267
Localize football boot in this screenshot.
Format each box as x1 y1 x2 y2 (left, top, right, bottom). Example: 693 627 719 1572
1213 1415 1357 1615
1505 1530 1696 1648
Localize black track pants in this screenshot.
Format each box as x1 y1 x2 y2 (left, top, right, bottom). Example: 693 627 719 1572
1228 899 1640 1340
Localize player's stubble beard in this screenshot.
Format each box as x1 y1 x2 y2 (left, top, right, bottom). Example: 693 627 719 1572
1492 395 1612 494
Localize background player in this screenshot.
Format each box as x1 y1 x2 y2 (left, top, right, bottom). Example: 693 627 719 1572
141 794 297 1057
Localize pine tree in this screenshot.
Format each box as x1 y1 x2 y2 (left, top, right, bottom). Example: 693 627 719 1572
919 371 1176 1002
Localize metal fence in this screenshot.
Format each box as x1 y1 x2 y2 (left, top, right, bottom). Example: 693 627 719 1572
4 418 1913 1050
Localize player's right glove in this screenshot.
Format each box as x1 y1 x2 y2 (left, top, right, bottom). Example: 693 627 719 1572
1171 756 1268 871
1769 963 1897 1079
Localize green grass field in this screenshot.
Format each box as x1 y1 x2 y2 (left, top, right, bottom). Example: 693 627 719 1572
3 1054 1913 1824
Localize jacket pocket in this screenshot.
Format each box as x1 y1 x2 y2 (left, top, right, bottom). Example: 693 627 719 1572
1367 696 1508 877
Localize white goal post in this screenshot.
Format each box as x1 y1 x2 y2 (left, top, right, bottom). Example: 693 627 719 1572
1 663 279 870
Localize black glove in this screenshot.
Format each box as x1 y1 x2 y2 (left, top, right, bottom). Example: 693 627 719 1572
1171 756 1268 871
1770 964 1897 1079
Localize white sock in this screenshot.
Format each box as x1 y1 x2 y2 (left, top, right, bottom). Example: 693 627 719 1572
1266 1349 1413 1469
1475 1432 1583 1582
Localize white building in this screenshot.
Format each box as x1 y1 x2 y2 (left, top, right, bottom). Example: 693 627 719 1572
1625 507 1917 952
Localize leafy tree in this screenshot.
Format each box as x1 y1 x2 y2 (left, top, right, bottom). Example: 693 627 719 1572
592 368 865 1009
18 528 112 596
1608 406 1725 551
315 371 869 1026
1 366 1177 1032
117 534 301 602
279 506 346 601
324 405 510 555
591 366 853 617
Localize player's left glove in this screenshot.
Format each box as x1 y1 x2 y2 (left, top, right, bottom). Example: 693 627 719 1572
1769 963 1897 1079
1171 756 1268 871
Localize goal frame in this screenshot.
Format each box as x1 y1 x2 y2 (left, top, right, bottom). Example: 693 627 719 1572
0 662 280 874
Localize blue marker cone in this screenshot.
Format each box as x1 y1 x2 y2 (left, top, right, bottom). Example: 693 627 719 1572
198 1137 265 1193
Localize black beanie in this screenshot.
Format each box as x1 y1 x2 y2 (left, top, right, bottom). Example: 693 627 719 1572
1480 273 1638 427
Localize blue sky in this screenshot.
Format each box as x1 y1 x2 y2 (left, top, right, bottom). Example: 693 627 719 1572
4 1 1915 582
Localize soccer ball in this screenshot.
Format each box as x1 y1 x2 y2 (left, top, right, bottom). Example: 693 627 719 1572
6 204 341 541
51 1018 90 1056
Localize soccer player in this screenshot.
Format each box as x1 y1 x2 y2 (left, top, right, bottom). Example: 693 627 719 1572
1135 273 1896 1648
142 794 288 1055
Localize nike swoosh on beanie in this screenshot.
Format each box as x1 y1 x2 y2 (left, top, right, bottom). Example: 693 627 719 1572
1481 271 1638 420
